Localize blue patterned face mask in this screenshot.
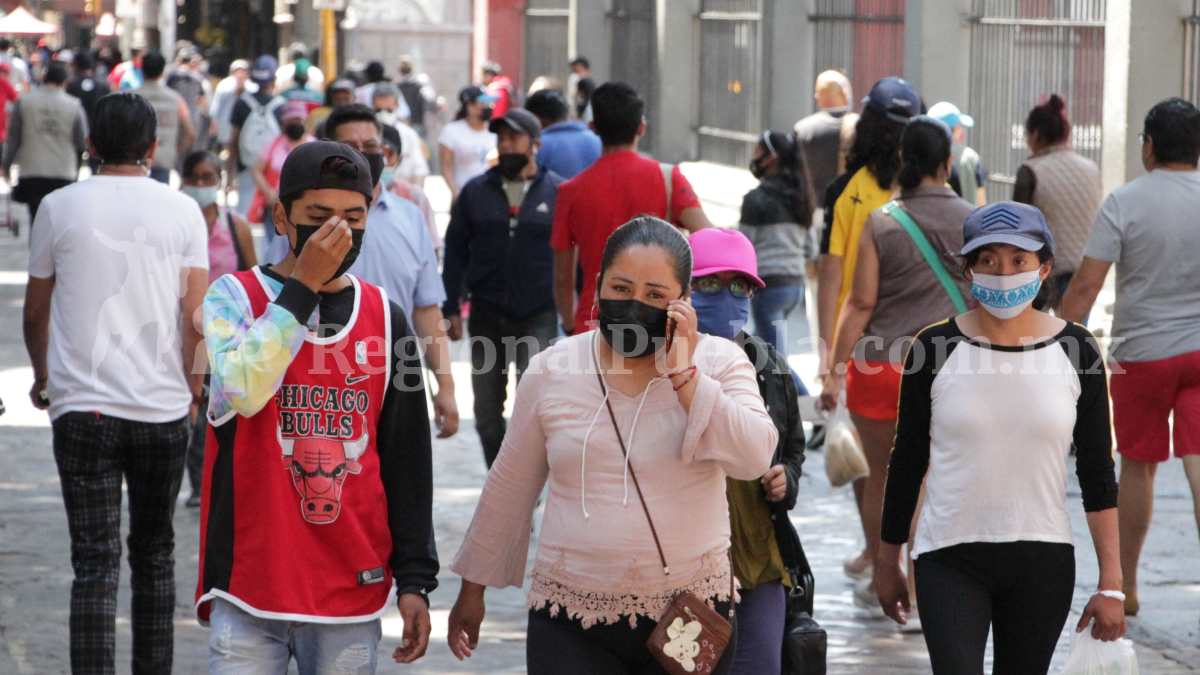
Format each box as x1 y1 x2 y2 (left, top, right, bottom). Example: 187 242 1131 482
970 270 1042 319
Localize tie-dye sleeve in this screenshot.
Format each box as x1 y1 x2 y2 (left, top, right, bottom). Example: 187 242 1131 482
204 274 316 422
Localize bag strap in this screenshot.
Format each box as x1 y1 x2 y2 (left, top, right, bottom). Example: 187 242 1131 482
591 340 736 612
660 162 673 222
882 201 968 313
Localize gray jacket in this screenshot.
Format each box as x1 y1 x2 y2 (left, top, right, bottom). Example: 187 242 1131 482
4 85 87 180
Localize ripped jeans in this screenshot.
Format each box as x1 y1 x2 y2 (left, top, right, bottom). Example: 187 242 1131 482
208 598 382 674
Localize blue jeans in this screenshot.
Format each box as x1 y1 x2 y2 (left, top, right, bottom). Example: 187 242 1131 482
751 283 809 395
751 283 803 355
731 581 786 675
208 598 382 674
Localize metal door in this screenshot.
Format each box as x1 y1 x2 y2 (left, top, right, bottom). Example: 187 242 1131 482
609 0 658 154
697 0 765 167
968 0 1106 200
524 0 570 93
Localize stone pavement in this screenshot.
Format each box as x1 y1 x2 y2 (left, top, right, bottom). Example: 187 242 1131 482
0 169 1197 674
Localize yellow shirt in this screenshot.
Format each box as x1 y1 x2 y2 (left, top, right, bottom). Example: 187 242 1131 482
829 167 895 320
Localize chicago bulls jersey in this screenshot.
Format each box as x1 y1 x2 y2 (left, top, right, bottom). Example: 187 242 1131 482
197 269 396 623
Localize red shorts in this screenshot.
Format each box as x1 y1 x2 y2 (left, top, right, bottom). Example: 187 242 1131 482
1110 350 1200 463
845 360 904 421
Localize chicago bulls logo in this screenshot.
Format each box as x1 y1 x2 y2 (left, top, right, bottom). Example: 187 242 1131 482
276 428 369 525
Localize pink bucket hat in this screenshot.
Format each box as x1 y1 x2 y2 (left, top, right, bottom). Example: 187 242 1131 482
689 228 765 287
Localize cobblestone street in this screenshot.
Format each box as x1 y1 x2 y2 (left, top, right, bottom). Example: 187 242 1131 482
1 169 1197 673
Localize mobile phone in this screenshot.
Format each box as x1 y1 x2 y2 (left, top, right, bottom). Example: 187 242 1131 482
665 316 676 351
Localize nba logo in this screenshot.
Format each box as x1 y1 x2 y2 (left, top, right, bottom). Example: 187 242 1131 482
355 341 367 365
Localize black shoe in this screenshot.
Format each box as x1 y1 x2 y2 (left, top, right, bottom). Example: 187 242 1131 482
186 494 201 508
806 425 826 452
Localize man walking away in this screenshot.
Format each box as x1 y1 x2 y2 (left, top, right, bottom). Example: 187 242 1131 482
67 52 110 173
794 70 858 227
930 101 987 206
1061 97 1200 617
442 108 562 467
228 55 285 218
3 61 87 223
23 92 209 674
397 55 436 138
136 51 195 183
550 81 712 335
525 88 600 180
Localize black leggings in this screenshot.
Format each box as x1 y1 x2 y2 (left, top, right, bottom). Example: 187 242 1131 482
915 541 1075 675
526 604 736 675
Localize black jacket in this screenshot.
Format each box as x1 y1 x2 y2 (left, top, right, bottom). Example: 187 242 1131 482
740 173 806 228
441 165 563 319
737 333 808 585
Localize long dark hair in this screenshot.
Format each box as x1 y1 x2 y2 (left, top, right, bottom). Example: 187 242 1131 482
897 117 952 191
599 216 692 290
758 130 813 227
845 105 906 190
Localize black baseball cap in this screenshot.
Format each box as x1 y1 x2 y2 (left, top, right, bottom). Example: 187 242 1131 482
488 108 542 139
863 76 922 123
458 85 498 107
278 141 374 207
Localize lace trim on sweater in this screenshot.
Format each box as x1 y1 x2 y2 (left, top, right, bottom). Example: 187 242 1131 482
526 550 735 629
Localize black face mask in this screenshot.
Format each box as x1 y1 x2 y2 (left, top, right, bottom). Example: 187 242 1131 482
749 157 769 179
497 152 529 180
479 107 494 122
291 221 366 283
364 152 385 188
283 122 306 141
597 298 670 358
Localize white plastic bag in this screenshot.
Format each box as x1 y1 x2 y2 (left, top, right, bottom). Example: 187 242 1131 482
824 388 868 488
1059 630 1139 675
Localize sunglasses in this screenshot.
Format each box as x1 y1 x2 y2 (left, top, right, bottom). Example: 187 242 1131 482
691 276 755 299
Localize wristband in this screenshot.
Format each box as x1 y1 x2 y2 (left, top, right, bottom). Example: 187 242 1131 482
1095 590 1126 602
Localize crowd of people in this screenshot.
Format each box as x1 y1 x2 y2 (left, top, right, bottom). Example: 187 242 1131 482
8 34 1200 675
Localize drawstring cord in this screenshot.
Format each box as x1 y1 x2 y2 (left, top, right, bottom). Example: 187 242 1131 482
581 334 668 517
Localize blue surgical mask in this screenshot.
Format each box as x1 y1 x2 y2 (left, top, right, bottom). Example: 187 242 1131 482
692 288 751 339
380 165 397 188
181 184 218 208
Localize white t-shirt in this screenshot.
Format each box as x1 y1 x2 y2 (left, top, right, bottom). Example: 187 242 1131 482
438 119 496 193
389 120 430 182
28 176 209 422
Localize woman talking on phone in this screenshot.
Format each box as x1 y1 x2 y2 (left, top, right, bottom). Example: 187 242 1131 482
445 216 777 674
877 202 1124 674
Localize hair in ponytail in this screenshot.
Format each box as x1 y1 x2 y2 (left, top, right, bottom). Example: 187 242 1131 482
759 130 814 227
897 116 952 191
1025 94 1071 146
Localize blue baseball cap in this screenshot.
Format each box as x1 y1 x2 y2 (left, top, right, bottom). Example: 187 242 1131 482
862 76 922 123
250 55 277 84
961 202 1056 256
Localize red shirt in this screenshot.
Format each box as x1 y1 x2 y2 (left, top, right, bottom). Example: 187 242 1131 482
0 77 17 142
550 150 701 332
196 270 395 623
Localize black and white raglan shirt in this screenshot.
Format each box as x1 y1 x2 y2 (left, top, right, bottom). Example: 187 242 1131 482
881 319 1119 556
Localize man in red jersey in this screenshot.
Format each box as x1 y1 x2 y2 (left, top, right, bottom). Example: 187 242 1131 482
196 140 436 672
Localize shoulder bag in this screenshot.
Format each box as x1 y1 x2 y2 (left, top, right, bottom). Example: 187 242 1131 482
592 351 734 675
881 200 968 313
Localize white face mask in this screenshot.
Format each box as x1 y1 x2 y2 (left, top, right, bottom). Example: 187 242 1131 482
181 184 218 208
970 270 1043 319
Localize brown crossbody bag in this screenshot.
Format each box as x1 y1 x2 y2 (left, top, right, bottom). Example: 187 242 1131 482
592 357 734 675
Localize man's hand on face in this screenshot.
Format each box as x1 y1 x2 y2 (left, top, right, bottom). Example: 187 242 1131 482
292 216 351 292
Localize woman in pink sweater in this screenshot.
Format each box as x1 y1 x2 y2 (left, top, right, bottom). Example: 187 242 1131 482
446 217 778 673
